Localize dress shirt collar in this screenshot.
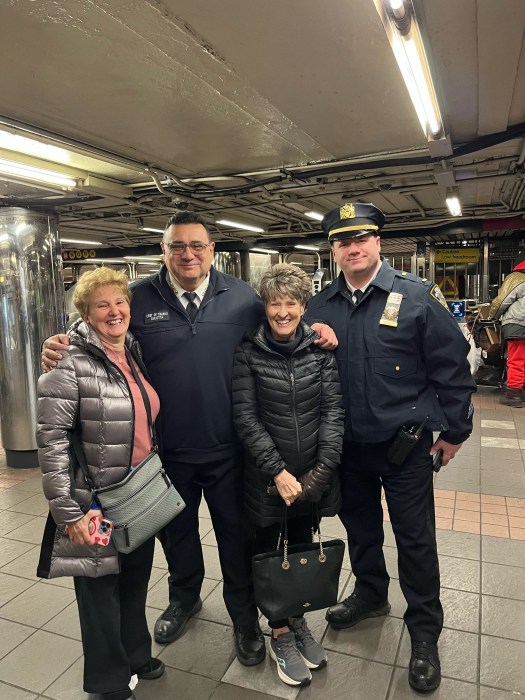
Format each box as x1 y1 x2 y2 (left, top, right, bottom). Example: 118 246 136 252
167 272 210 307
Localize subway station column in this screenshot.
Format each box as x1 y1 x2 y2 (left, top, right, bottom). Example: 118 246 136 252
0 208 65 468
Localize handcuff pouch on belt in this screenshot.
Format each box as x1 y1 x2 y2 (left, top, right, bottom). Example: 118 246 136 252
387 417 427 467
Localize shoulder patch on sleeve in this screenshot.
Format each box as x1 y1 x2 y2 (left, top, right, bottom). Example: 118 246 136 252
429 283 449 310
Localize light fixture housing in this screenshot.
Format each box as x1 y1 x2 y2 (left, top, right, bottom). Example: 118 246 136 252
374 0 444 139
446 195 462 217
0 129 71 163
216 218 265 233
0 157 78 188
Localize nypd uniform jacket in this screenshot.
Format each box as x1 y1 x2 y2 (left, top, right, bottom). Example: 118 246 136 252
305 259 476 444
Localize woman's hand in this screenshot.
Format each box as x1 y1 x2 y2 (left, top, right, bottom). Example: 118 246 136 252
274 470 303 507
65 509 101 545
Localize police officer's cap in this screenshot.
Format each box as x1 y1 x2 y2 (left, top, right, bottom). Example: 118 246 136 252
322 203 386 242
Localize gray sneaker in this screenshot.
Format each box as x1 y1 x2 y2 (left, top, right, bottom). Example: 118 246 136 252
291 617 327 669
269 631 312 686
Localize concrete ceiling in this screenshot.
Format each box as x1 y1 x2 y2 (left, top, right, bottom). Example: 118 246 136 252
0 0 524 253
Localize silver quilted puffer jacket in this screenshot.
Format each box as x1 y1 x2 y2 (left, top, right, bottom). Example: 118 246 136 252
36 322 146 578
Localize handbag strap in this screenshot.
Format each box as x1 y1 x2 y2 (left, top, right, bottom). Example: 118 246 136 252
125 347 158 450
277 503 326 566
311 504 326 561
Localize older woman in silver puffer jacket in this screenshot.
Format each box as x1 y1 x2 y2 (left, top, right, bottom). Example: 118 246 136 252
37 267 164 700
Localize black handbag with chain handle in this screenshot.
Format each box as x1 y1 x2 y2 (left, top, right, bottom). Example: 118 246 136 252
251 506 345 620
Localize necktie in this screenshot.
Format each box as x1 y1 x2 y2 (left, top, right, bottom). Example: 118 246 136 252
353 289 364 305
183 291 198 323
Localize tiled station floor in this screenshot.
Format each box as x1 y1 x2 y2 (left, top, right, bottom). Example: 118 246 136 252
0 386 524 700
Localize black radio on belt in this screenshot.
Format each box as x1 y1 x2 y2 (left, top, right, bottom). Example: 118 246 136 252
387 418 427 467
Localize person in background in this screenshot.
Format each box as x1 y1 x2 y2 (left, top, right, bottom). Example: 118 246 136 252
305 203 476 694
232 263 344 687
489 253 525 407
36 268 164 700
41 211 337 667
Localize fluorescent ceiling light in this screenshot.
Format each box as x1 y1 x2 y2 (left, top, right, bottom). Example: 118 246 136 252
290 262 303 265
295 244 320 251
63 258 126 264
60 238 103 245
251 247 279 254
446 196 462 217
123 256 162 262
93 258 126 264
0 129 70 163
0 158 77 188
216 218 265 233
140 226 164 234
374 1 444 138
304 211 324 222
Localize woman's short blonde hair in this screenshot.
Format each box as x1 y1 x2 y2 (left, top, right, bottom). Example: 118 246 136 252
259 263 311 306
73 267 131 317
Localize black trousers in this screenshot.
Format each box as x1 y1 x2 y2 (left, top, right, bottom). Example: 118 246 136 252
254 514 312 629
339 431 443 643
73 536 155 694
160 454 258 626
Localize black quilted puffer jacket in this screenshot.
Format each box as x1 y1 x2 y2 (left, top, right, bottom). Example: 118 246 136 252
232 321 344 527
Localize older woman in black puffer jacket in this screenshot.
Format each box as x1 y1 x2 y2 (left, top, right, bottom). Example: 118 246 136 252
232 263 344 688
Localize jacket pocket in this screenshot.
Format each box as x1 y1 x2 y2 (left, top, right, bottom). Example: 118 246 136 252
374 357 417 379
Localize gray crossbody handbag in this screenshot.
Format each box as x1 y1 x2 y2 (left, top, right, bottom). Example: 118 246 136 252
75 350 185 553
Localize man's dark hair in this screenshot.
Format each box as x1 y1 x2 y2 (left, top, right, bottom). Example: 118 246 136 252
164 211 211 239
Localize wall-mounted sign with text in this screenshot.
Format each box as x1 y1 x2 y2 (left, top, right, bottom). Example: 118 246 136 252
434 249 480 264
62 250 97 260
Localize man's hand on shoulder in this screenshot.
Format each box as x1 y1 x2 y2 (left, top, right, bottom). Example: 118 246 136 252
41 334 70 372
310 323 338 350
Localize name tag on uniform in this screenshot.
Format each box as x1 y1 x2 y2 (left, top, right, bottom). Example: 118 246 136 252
144 311 170 324
379 292 403 327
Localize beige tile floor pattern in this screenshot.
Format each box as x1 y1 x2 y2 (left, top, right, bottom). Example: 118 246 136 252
0 386 524 699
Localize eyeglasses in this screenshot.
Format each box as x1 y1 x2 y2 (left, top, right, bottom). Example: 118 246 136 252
165 241 211 254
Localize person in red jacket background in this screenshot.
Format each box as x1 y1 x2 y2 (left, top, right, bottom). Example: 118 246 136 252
489 252 525 407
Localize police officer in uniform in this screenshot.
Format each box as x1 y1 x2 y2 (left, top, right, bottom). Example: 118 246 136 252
305 203 475 693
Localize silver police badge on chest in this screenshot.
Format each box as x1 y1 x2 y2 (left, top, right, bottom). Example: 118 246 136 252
380 292 403 327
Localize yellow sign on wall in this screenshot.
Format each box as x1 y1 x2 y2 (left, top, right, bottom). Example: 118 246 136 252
434 249 480 264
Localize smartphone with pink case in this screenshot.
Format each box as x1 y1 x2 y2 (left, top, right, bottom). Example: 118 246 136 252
88 516 113 546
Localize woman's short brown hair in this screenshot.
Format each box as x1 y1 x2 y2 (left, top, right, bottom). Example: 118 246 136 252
73 267 131 317
259 263 311 306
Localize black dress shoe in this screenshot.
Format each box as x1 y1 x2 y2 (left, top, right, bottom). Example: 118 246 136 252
325 591 391 629
233 621 266 666
408 641 441 693
154 598 202 644
133 657 165 679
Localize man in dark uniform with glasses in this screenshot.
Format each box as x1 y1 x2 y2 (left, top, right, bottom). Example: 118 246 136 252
43 210 336 667
305 203 476 694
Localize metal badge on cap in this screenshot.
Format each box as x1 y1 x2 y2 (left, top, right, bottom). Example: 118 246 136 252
340 204 356 220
